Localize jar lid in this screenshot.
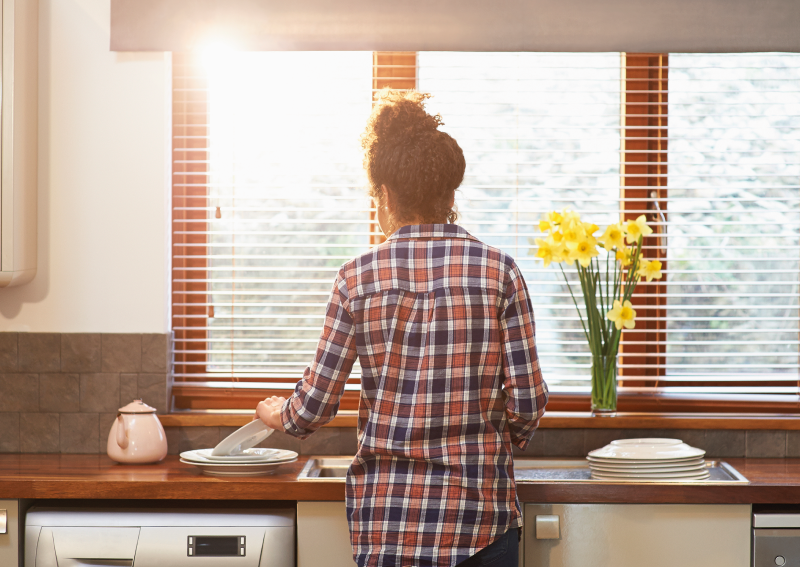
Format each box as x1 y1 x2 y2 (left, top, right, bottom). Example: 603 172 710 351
118 399 157 414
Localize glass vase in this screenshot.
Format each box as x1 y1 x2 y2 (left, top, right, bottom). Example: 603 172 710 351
591 353 618 416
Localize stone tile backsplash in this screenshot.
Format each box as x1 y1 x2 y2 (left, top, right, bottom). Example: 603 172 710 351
0 332 797 457
512 428 794 459
0 332 171 454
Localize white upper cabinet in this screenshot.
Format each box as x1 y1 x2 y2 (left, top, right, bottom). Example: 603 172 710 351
0 0 37 287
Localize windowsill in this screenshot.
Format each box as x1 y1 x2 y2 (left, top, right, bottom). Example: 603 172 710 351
159 411 800 430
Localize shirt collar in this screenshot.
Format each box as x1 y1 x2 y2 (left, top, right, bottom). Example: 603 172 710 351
387 224 477 241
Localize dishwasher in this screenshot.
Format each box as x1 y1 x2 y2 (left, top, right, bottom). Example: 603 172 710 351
24 506 295 567
753 509 800 567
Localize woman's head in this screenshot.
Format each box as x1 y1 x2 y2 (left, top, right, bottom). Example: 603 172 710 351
361 89 465 227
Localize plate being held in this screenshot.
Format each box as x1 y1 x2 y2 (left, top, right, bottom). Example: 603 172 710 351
212 420 274 456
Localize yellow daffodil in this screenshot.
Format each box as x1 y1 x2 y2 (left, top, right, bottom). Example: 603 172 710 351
546 235 568 263
607 299 637 330
625 214 654 244
540 211 563 232
599 223 625 251
535 238 555 267
583 222 600 236
562 223 587 250
637 259 663 282
569 236 600 267
561 209 581 227
616 246 632 267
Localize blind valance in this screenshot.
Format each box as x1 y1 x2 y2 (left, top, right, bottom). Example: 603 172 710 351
112 0 800 53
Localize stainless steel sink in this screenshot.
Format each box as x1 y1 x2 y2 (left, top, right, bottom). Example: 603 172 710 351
512 459 748 484
299 457 350 479
298 457 748 484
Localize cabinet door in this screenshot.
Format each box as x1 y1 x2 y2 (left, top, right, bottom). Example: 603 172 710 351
524 503 751 567
0 500 20 567
297 502 354 567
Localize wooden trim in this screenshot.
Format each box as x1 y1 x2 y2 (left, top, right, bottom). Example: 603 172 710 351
539 412 800 430
160 408 800 431
160 411 360 428
619 53 668 385
545 390 800 414
171 384 361 411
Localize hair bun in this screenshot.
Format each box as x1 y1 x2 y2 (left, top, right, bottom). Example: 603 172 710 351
371 90 443 140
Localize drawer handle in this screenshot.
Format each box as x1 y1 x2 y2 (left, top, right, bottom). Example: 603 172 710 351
0 509 6 534
535 515 560 539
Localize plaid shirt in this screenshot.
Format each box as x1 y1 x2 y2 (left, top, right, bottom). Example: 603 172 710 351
281 224 548 567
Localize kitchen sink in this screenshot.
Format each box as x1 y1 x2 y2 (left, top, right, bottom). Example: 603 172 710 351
298 457 748 484
299 457 350 478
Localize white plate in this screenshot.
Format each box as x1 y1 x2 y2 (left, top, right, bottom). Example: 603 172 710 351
212 420 274 456
181 449 297 464
589 463 707 474
610 438 683 447
180 448 287 463
591 468 710 479
180 457 297 477
588 438 705 461
590 472 710 483
587 455 705 466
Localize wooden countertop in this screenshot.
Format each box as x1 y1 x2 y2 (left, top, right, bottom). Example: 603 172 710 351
2 455 800 504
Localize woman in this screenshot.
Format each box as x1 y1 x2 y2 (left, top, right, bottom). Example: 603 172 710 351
257 90 548 567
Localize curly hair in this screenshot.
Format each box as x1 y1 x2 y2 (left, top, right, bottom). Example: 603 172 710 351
361 89 465 225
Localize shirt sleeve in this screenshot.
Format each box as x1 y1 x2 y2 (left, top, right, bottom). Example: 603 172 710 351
279 268 358 439
498 262 549 449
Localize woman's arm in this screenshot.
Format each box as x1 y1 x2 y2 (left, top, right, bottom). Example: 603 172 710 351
498 263 549 449
259 268 358 439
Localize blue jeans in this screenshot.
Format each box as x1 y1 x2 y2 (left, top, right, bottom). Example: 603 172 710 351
456 528 520 567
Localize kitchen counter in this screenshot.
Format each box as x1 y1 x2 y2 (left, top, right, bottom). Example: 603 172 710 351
1 455 800 503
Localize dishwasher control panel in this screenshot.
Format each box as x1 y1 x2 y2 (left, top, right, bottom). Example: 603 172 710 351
188 535 246 557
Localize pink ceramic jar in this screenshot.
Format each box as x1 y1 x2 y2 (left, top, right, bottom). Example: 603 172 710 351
107 399 168 464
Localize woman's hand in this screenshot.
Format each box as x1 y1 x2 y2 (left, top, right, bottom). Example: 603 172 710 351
255 396 287 430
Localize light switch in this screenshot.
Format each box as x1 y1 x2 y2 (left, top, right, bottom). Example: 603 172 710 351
535 514 560 539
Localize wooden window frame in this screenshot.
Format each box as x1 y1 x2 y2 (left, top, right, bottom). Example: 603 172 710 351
170 51 798 415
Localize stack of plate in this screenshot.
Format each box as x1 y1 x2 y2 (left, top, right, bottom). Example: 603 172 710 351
180 420 298 476
587 438 708 482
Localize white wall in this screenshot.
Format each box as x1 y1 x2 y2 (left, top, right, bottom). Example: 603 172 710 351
0 0 169 332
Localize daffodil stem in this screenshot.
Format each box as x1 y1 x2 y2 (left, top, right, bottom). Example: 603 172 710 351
577 265 601 363
559 263 590 344
605 249 610 315
590 258 610 348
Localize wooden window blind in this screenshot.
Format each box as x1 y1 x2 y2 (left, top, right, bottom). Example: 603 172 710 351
171 51 800 413
648 53 800 411
172 52 210 403
369 52 418 246
618 54 669 386
418 52 625 408
418 52 799 412
172 52 414 410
